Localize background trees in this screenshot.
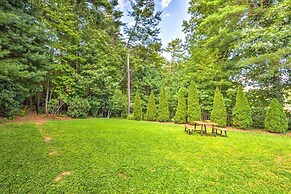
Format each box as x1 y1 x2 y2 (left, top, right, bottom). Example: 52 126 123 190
0 0 289 132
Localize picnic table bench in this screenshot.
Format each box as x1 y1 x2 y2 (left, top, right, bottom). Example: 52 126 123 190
193 121 217 136
214 127 229 137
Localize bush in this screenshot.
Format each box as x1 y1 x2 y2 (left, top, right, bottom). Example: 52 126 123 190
0 86 23 118
174 89 186 123
157 86 170 122
133 91 142 120
187 81 201 123
232 86 252 129
210 88 227 127
265 98 288 133
67 97 91 118
89 98 101 117
145 90 156 121
127 114 135 120
47 99 59 114
109 90 127 118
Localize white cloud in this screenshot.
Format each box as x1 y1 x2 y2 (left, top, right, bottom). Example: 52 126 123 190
161 0 172 9
162 52 172 61
164 12 170 18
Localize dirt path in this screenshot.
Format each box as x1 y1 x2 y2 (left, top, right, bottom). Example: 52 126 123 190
9 113 71 126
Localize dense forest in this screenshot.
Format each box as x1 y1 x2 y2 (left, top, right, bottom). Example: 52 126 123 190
0 0 290 129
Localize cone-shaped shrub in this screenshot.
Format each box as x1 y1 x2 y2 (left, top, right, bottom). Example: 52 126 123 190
210 88 227 127
265 98 288 133
157 86 170 122
145 90 156 121
133 91 142 120
187 81 201 123
174 89 187 123
233 86 252 129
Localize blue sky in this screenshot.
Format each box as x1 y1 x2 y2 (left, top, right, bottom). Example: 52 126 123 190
118 0 191 59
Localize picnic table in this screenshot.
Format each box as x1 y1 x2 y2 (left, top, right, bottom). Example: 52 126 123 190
193 121 218 136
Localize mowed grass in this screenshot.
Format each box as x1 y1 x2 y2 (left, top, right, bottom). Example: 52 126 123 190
0 119 290 193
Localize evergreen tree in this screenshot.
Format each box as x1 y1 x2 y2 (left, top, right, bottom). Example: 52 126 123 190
145 90 156 121
187 81 201 123
157 87 170 122
133 91 142 120
211 88 227 127
174 89 187 124
233 86 252 129
265 98 288 133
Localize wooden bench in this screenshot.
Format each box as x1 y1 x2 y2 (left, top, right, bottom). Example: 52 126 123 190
214 127 229 137
184 124 193 135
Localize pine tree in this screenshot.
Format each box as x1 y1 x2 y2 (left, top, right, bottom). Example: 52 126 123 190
174 89 187 123
233 86 252 129
145 90 156 121
187 81 201 123
157 87 170 122
133 91 142 120
210 88 227 127
265 98 288 133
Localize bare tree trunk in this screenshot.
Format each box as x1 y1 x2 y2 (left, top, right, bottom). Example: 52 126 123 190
127 54 131 115
45 79 49 115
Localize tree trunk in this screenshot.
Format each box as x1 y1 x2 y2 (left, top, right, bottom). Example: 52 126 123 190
45 79 49 115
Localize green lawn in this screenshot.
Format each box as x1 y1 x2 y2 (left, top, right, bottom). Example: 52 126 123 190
0 119 290 193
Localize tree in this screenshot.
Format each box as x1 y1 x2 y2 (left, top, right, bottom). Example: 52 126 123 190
174 89 187 124
157 86 169 122
133 91 142 120
188 81 201 123
265 98 288 133
233 86 252 129
145 90 156 121
211 88 227 127
109 89 127 118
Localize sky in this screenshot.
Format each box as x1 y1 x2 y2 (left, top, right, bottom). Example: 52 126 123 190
118 0 191 60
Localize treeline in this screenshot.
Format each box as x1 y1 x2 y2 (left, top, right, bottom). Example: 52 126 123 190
0 0 290 131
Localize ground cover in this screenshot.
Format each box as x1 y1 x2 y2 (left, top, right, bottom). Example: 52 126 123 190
0 119 290 193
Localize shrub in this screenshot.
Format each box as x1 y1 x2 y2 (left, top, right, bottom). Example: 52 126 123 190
133 91 142 120
174 89 187 123
0 87 22 118
67 97 91 118
47 99 59 114
265 98 288 133
187 81 201 123
157 86 170 122
89 98 101 117
127 114 135 120
232 86 252 129
210 88 227 127
109 90 127 118
145 90 156 121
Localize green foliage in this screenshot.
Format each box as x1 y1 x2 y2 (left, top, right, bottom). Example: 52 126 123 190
233 86 252 129
67 97 91 118
109 90 127 118
265 98 288 133
174 89 187 123
187 81 201 123
88 98 101 117
145 90 156 121
157 86 170 122
133 91 142 120
127 114 135 120
47 99 59 114
211 88 227 127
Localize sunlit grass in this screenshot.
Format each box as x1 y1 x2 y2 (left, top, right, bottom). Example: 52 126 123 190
1 119 290 193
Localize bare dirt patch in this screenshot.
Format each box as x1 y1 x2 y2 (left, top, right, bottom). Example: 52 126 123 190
54 171 71 182
10 113 71 126
48 151 59 156
44 136 53 143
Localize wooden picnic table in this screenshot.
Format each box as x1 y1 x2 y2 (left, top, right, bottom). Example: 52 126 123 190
193 121 218 136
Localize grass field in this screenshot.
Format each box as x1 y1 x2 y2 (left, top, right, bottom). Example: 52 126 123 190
0 119 290 193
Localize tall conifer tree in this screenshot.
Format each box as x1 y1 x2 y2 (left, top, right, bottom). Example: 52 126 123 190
265 98 288 133
233 86 252 129
133 91 142 120
174 89 187 123
145 90 156 121
211 88 227 127
187 81 201 123
157 86 169 122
